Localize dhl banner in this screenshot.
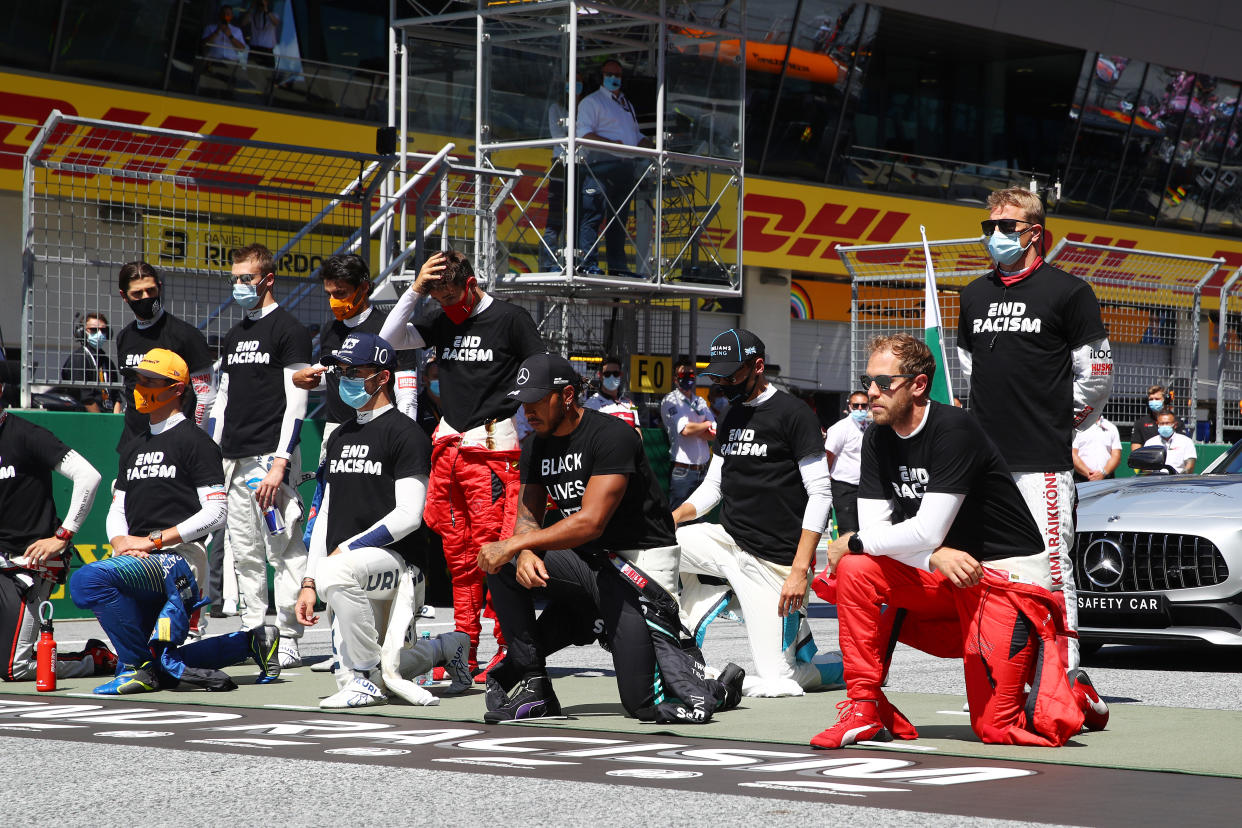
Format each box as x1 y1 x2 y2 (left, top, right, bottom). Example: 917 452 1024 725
5 70 1242 309
142 215 381 278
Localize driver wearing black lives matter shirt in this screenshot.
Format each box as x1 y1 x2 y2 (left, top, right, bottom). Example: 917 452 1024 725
475 353 744 724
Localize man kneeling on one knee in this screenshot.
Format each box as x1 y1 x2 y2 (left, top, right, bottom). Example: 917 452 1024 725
811 334 1097 749
295 333 472 709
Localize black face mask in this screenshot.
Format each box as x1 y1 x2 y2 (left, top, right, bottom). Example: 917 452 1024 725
127 295 161 321
714 366 757 405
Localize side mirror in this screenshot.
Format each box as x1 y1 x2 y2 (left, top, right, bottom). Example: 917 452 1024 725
1128 445 1168 472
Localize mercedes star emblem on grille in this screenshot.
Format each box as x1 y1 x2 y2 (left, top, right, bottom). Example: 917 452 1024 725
1083 538 1125 589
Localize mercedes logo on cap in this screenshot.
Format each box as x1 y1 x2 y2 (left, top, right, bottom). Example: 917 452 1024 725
516 367 530 385
1083 538 1125 589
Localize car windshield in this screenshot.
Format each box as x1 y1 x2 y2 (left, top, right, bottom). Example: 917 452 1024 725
1205 440 1242 474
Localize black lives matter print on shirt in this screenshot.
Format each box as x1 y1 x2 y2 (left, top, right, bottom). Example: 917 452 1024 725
957 262 1107 472
416 299 543 432
115 312 214 450
859 402 1042 562
323 409 431 563
521 408 674 554
0 414 70 556
220 307 312 459
116 420 224 537
713 389 825 566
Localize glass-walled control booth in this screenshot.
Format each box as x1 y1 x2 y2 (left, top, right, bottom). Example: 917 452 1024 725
392 1 745 297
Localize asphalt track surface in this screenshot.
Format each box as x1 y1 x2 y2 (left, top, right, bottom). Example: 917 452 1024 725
9 598 1240 827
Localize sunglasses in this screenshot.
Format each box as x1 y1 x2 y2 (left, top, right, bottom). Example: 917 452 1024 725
848 402 868 409
601 371 622 378
980 219 1035 235
860 373 916 392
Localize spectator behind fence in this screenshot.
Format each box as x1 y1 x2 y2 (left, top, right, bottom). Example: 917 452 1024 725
1143 410 1196 474
61 312 122 413
241 0 280 68
202 4 247 64
1072 415 1121 481
208 243 312 668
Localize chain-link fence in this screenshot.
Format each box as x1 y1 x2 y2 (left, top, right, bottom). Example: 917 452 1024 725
1215 272 1242 439
20 111 401 407
838 236 1226 438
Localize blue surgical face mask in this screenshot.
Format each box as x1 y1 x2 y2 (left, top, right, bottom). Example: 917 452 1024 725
428 380 440 396
339 375 376 410
985 230 1030 267
602 75 622 92
86 330 106 349
850 409 868 424
1157 425 1175 439
602 376 621 393
1149 399 1164 413
233 283 260 310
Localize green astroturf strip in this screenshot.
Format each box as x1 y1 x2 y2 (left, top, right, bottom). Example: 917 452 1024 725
7 668 1240 778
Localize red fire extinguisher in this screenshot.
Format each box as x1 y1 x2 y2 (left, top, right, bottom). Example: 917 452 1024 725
36 600 56 692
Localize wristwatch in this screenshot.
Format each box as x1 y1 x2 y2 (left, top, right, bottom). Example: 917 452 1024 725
847 533 865 554
148 530 164 550
54 526 74 542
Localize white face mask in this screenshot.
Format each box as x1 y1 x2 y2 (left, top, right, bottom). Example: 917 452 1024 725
602 376 621 393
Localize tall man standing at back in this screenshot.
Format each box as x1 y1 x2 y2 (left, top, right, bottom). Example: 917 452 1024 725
958 187 1113 672
381 249 544 678
209 243 313 668
660 360 715 509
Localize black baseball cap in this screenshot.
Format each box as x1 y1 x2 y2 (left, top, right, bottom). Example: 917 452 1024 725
508 352 579 403
702 328 765 377
321 332 397 369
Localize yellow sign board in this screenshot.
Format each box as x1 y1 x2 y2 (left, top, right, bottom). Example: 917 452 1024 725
629 354 673 394
141 216 378 278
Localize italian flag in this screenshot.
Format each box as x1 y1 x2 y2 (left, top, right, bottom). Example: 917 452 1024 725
920 225 954 405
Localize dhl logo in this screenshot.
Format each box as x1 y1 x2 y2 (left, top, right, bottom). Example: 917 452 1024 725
723 193 912 261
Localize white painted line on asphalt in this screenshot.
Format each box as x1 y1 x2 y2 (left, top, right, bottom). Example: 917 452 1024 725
263 704 320 711
858 740 938 751
935 710 971 716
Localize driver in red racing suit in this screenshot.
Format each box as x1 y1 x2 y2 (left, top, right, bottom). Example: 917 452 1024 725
381 250 544 678
812 334 1094 749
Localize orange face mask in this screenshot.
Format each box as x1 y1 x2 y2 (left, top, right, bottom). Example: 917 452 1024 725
133 382 181 414
329 283 368 321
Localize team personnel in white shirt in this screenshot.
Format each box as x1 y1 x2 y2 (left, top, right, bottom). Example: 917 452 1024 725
1072 416 1122 481
208 243 312 668
1143 410 1197 474
674 329 844 698
582 355 641 429
295 333 473 709
659 360 716 509
823 391 870 533
575 58 652 275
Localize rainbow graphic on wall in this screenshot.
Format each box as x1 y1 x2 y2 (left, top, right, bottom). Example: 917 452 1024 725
790 280 813 319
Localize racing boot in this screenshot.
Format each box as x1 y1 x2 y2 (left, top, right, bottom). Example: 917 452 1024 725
1068 668 1110 731
249 624 281 684
716 662 746 712
439 631 474 694
62 638 118 677
474 645 508 684
321 668 387 709
93 662 161 695
484 673 562 723
810 698 892 749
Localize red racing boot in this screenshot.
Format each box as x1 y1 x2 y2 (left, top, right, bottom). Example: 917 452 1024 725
1068 668 1110 731
810 699 891 749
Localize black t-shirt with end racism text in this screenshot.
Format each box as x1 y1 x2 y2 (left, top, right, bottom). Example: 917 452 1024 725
958 262 1107 472
116 419 225 537
521 408 675 554
416 299 544 431
714 388 825 565
220 306 313 459
859 401 1043 562
323 408 432 563
0 414 70 556
116 312 214 450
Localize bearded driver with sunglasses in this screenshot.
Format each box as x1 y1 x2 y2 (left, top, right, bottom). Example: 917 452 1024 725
957 188 1113 705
